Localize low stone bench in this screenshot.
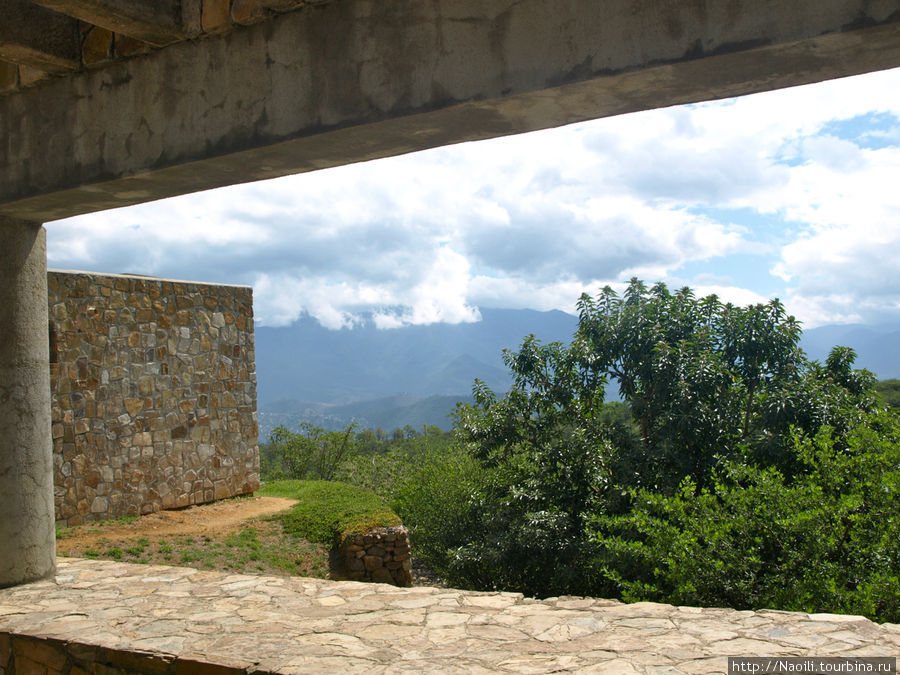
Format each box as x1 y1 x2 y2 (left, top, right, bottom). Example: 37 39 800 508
340 525 412 586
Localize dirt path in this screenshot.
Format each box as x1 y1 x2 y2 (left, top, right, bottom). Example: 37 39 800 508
57 496 298 553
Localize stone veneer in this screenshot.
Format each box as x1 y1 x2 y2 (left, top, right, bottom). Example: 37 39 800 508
48 271 260 526
341 526 413 586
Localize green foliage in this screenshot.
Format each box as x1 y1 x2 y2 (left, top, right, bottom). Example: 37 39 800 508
591 410 900 622
265 423 359 481
451 389 609 595
875 379 900 408
428 279 883 608
390 445 483 585
260 480 400 546
334 427 457 499
572 279 876 489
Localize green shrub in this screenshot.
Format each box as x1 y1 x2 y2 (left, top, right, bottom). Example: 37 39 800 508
259 480 400 546
334 449 412 500
265 424 359 482
391 445 482 584
591 410 900 623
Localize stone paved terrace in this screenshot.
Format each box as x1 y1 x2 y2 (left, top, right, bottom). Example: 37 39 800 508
1 559 898 674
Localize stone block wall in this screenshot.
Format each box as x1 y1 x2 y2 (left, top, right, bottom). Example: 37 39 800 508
49 271 260 526
341 527 412 586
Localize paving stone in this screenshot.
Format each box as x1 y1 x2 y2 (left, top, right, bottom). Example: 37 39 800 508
0 559 898 673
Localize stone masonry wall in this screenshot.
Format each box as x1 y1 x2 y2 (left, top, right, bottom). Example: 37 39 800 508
49 271 259 526
341 527 412 586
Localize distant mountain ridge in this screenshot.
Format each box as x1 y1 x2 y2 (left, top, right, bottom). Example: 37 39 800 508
254 308 579 406
257 394 474 439
798 323 900 378
253 309 899 436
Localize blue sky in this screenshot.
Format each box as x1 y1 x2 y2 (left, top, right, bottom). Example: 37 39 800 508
46 67 900 331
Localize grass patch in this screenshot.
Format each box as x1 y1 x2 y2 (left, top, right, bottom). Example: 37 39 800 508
259 480 401 546
58 520 329 579
52 489 386 580
124 543 146 557
161 525 327 576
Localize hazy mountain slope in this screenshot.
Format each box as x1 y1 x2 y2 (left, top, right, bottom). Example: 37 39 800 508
254 308 578 405
800 323 900 379
253 310 899 436
257 394 474 438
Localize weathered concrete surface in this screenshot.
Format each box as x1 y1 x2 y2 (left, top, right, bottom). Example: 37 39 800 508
0 220 55 588
0 0 80 73
0 559 898 673
28 0 200 47
2 0 900 222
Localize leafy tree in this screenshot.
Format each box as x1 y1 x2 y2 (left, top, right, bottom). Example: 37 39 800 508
355 428 380 454
451 336 611 595
572 279 873 489
441 279 879 598
334 427 457 499
391 445 483 578
267 423 358 481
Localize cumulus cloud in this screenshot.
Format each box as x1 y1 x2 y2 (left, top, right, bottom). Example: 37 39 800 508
46 67 900 329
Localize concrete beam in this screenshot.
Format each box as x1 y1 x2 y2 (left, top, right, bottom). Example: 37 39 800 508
28 0 200 47
0 218 55 588
2 0 900 222
0 0 80 72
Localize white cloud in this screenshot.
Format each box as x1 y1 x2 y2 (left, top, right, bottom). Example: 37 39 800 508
46 67 900 330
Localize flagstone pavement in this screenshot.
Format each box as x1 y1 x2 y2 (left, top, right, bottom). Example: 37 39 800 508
1 558 898 673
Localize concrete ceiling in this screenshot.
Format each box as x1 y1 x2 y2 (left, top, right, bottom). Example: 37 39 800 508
0 0 332 93
2 0 900 223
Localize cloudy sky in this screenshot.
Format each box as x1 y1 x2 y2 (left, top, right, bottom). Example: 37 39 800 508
47 67 900 331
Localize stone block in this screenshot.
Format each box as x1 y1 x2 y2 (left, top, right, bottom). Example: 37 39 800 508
371 568 394 584
114 34 152 58
0 632 11 670
261 0 306 12
12 636 68 671
0 62 18 94
18 65 50 88
232 0 269 25
82 25 115 66
201 0 231 34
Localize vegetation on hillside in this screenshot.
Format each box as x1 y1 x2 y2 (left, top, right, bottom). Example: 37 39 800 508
261 279 899 622
397 280 897 622
259 480 400 546
875 378 900 407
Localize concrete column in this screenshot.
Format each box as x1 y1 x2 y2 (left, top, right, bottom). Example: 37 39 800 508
0 218 55 587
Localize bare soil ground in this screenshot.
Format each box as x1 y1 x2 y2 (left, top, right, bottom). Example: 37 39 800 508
56 496 298 553
55 496 446 586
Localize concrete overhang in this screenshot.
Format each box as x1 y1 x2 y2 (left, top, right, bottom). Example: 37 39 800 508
2 0 900 223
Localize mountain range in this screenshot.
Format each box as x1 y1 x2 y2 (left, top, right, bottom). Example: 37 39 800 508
254 309 899 437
